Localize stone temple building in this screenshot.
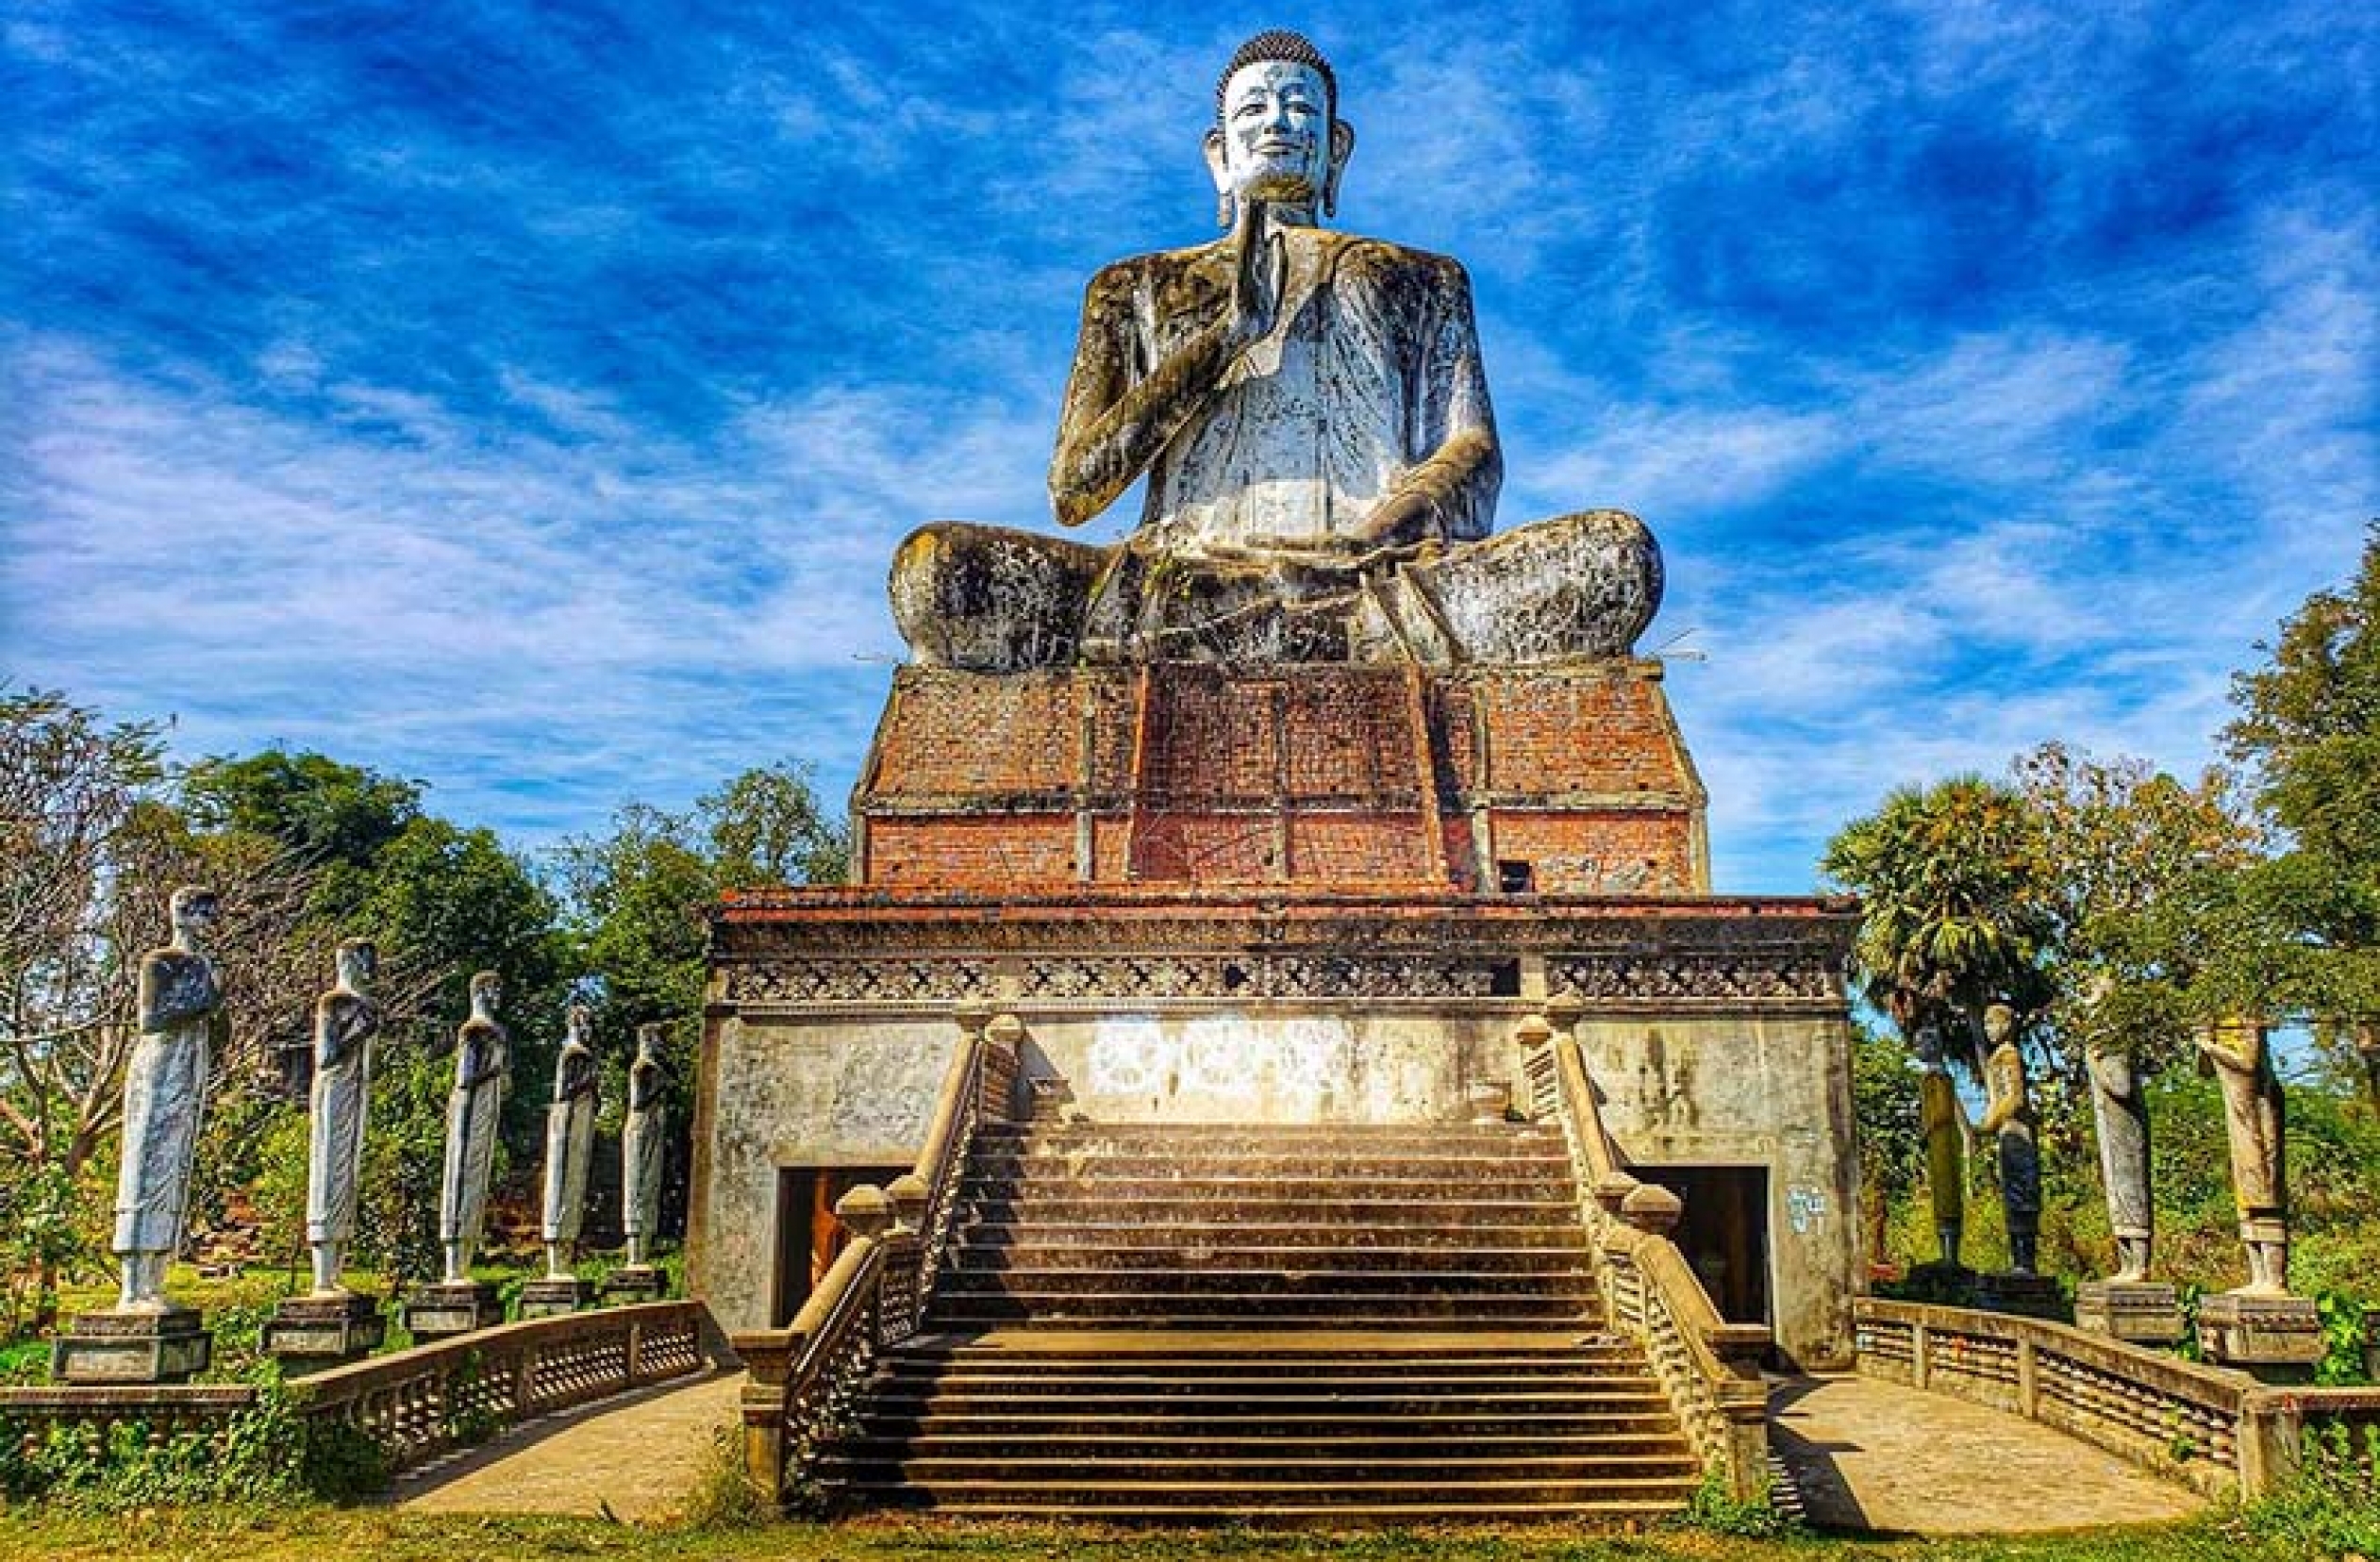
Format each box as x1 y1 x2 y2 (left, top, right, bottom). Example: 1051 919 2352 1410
690 38 1861 1513
691 651 1862 1366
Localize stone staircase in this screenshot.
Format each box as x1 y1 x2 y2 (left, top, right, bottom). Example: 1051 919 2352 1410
822 1117 1703 1521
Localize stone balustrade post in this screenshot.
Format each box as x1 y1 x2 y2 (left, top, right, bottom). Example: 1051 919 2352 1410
1912 1321 1932 1389
2016 1334 2039 1418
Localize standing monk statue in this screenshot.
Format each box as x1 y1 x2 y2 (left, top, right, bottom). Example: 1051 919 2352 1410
439 972 508 1285
304 939 379 1296
112 887 226 1311
890 29 1662 669
540 1005 600 1279
2197 1016 2291 1293
621 1023 667 1270
1915 1022 1966 1269
1976 1004 2043 1275
2087 1038 2155 1283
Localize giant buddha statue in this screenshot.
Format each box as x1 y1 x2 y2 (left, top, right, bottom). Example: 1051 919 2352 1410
890 30 1662 669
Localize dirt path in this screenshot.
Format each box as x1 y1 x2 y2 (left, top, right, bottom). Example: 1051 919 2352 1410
393 1369 741 1521
1770 1372 2206 1534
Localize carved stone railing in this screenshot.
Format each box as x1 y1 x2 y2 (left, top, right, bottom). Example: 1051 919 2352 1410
0 1301 711 1489
1856 1297 2380 1500
300 1300 708 1475
732 1007 1019 1506
1523 1007 1770 1501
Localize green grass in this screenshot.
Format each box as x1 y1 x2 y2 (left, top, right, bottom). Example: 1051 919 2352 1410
0 1509 2326 1562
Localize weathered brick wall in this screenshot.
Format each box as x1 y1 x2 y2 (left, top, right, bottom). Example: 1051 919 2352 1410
854 661 1707 892
864 813 1076 885
1487 808 1700 895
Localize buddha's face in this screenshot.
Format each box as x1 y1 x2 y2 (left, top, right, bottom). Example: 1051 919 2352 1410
1215 59 1332 203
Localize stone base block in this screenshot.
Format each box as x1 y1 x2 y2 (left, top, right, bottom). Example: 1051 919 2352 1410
601 1266 669 1304
400 1280 504 1342
1974 1271 2068 1321
51 1306 212 1385
517 1276 596 1319
2197 1290 2325 1372
1900 1262 1979 1304
2073 1280 2184 1345
264 1292 387 1367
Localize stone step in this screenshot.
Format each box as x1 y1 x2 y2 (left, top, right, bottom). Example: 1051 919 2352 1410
927 1292 1598 1323
978 1125 1559 1154
865 1380 1670 1412
832 1454 1702 1486
948 1243 1593 1274
971 1151 1576 1176
840 1432 1687 1460
830 1499 1690 1523
857 1410 1682 1441
954 1220 1592 1250
967 1173 1576 1199
835 1475 1702 1510
960 1194 1575 1222
936 1268 1594 1298
885 1344 1642 1373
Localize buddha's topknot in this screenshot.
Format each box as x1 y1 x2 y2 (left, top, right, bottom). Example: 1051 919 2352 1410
1215 30 1336 122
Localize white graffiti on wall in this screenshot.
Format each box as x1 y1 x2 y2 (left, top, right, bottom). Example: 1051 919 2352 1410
1786 1185 1828 1235
1084 1013 1436 1121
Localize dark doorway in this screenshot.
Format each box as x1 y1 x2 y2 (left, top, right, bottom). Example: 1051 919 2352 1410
1634 1164 1770 1327
771 1165 906 1328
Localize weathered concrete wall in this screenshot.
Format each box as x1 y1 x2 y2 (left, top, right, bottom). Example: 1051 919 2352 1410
691 995 1859 1367
1579 1013 1864 1371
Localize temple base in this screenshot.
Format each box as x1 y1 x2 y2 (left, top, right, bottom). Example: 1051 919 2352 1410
601 1265 669 1304
2073 1280 2184 1345
51 1306 212 1385
517 1277 596 1319
400 1280 504 1342
2197 1291 2324 1374
264 1292 387 1368
1973 1271 2068 1321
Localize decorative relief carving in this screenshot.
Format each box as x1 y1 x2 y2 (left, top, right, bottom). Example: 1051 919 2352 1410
1549 949 1838 1004
724 958 990 1005
719 916 1848 1008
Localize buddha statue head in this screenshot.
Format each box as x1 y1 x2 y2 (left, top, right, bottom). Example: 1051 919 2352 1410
1204 29 1356 224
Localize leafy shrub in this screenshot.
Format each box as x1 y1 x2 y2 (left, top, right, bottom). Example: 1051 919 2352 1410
2240 1419 2380 1559
1671 1465 1803 1538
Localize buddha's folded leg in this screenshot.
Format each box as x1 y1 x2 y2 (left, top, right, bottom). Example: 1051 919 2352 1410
890 523 1112 672
1391 508 1664 664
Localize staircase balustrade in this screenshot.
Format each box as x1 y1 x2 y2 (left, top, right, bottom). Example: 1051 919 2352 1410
1525 1015 1771 1501
300 1300 707 1476
734 1007 1017 1506
1856 1296 2380 1500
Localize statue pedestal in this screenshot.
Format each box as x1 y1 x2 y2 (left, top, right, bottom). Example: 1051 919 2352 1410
601 1265 668 1304
2073 1280 2184 1345
51 1306 212 1385
2197 1291 2324 1373
1901 1262 1979 1304
517 1276 596 1319
400 1280 504 1342
1974 1271 2067 1321
264 1292 387 1368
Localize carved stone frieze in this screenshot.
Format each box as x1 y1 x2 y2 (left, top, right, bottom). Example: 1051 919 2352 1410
723 957 991 1005
1547 948 1839 1005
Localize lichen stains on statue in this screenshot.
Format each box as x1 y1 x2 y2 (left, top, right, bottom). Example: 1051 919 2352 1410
890 30 1663 671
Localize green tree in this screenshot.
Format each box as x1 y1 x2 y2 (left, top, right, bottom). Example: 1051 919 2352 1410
1821 775 2055 1073
0 692 321 1327
1850 1020 1922 1270
2013 743 2260 1084
2222 521 2380 1093
555 765 848 1242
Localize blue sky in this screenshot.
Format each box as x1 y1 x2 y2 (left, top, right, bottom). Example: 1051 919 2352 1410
6 3 2375 892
